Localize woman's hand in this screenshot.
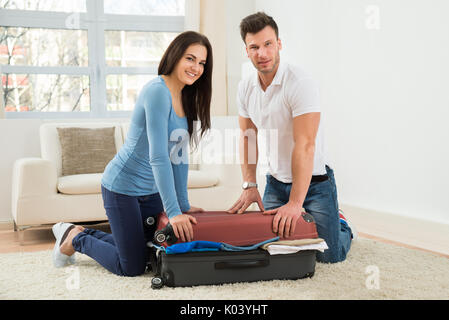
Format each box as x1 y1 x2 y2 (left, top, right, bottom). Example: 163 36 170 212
169 214 197 242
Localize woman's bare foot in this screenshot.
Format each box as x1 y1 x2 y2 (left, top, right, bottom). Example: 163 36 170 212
60 226 83 256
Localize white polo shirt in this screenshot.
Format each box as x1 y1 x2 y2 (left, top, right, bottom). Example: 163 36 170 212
237 61 328 183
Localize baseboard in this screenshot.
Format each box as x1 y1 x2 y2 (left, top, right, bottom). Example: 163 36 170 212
340 204 449 256
0 220 14 231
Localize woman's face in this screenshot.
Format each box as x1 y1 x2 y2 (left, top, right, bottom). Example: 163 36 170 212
173 44 208 86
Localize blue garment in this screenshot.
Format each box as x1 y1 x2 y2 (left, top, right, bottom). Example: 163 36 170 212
165 241 222 254
220 237 279 252
102 76 190 219
72 186 164 276
164 237 280 254
262 165 352 263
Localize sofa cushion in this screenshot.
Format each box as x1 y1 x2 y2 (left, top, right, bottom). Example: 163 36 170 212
188 170 219 188
40 123 124 177
57 170 219 195
57 127 116 176
58 173 103 195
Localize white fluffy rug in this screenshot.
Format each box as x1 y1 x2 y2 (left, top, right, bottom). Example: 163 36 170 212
1 238 448 300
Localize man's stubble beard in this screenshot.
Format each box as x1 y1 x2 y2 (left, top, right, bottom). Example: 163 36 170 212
253 51 281 74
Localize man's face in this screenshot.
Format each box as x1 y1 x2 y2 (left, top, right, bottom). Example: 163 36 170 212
245 25 282 74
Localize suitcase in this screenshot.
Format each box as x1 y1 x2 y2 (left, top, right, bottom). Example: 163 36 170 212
149 210 318 247
147 246 316 288
144 210 318 289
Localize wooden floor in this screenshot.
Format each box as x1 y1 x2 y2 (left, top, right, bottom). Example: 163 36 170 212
0 222 111 254
1 221 448 259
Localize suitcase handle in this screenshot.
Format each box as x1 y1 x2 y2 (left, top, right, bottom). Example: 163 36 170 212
215 259 269 270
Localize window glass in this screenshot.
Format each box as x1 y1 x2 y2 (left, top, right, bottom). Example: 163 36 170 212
105 31 176 67
0 0 86 12
0 27 88 66
106 74 157 111
104 0 184 16
2 74 90 112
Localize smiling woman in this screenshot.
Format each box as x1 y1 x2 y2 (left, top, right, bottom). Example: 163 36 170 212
158 31 213 143
167 46 207 89
50 31 214 278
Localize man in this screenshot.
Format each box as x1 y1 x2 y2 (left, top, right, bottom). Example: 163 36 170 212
227 12 355 263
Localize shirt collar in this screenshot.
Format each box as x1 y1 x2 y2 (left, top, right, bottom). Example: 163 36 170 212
251 60 286 89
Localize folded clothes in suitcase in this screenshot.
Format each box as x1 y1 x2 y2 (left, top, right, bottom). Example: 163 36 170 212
149 210 318 247
147 246 317 289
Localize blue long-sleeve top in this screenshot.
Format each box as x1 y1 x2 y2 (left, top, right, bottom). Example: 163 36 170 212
101 76 190 219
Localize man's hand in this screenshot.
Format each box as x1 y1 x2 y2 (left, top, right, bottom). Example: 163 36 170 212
185 206 205 213
227 188 264 214
169 214 197 242
263 202 302 238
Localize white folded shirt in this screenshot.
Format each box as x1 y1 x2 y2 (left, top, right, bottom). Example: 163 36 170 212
265 241 329 255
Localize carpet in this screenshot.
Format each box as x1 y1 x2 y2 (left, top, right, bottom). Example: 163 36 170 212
1 238 448 300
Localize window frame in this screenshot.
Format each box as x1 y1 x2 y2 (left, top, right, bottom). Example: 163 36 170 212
0 0 194 119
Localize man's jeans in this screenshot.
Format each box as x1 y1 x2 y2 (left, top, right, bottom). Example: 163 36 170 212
263 165 352 263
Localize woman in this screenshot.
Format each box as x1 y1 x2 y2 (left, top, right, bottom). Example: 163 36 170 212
51 31 213 277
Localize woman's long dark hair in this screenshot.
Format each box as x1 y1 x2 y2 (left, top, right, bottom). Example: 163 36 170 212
158 31 213 149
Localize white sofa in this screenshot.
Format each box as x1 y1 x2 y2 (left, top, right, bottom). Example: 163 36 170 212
11 117 255 240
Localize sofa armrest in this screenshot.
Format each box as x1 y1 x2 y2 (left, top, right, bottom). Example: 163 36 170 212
12 158 58 199
12 158 58 223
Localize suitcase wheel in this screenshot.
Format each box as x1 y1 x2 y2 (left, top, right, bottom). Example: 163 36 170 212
154 225 178 245
302 213 315 223
154 230 167 244
151 277 164 289
145 216 156 228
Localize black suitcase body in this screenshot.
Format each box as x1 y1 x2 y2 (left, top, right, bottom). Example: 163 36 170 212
148 246 316 288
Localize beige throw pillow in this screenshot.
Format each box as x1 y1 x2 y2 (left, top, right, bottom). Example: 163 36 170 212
57 127 116 176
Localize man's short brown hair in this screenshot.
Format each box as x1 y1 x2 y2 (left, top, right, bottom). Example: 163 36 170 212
240 12 279 44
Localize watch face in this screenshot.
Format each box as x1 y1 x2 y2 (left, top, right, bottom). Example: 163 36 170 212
242 182 248 189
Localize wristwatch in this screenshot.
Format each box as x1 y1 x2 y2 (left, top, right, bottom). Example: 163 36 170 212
242 181 258 190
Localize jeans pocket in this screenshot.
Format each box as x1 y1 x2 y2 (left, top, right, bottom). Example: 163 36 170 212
307 179 332 198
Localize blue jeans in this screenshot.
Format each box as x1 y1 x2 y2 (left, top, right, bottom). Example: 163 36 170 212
72 186 163 276
263 165 352 263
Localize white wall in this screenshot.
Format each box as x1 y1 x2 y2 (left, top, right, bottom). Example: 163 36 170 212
225 0 255 115
254 0 449 224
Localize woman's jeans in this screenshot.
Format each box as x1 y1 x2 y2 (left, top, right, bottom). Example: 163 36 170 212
72 186 163 276
263 165 352 263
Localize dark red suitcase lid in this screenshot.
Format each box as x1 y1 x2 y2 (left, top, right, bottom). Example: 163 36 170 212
155 210 318 247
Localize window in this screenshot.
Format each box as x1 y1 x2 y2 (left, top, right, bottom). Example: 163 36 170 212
0 0 187 118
